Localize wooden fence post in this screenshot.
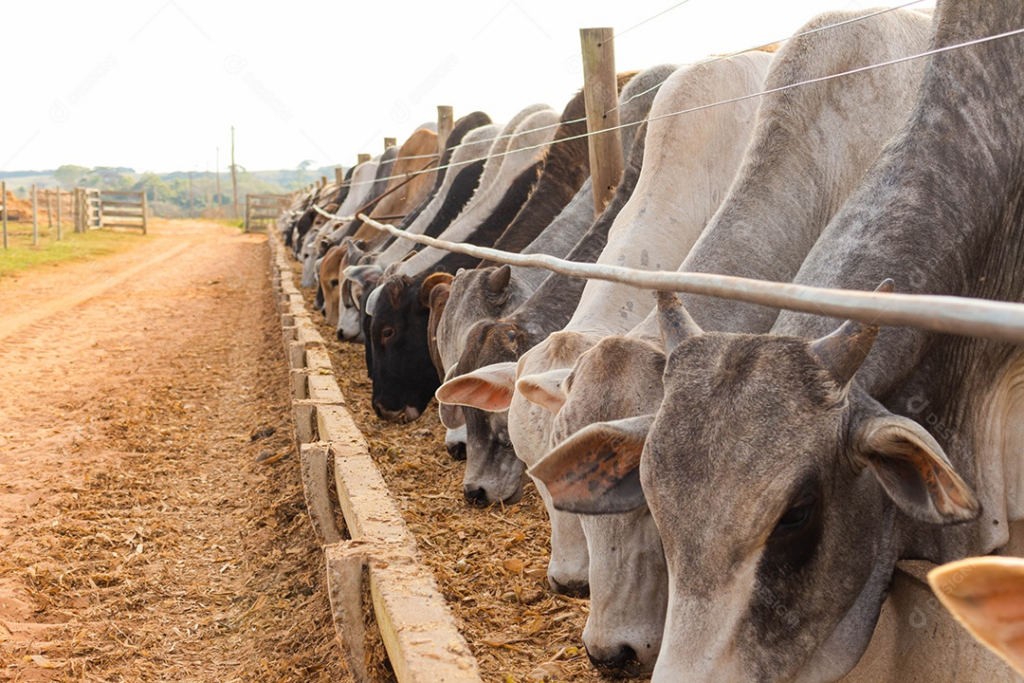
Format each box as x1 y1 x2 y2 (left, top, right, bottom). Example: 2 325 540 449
335 166 343 186
437 105 454 157
384 137 397 151
56 186 62 240
74 188 82 233
141 191 148 235
2 181 7 249
357 153 371 165
244 194 251 233
580 27 624 218
32 185 39 246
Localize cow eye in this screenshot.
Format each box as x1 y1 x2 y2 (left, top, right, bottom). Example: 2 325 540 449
329 279 339 287
381 327 395 343
769 494 816 541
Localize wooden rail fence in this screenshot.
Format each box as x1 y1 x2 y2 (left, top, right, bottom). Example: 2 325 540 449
245 193 291 233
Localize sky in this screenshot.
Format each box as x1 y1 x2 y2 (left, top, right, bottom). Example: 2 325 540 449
2 0 934 174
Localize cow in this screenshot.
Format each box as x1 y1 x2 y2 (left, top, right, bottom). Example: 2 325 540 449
335 104 556 342
532 1 1024 680
369 111 494 257
336 123 503 341
361 108 561 421
437 53 772 607
442 7 936 673
426 66 677 463
432 65 677 387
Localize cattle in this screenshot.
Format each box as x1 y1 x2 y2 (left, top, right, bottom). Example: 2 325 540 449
437 53 772 610
370 111 494 256
336 104 556 342
433 65 677 387
337 123 503 341
532 1 1024 680
426 66 677 463
443 7 936 673
361 109 562 421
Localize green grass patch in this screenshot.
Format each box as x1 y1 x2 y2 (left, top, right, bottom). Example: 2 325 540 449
0 224 148 278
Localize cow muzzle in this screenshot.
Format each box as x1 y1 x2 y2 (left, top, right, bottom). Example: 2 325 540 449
372 402 421 423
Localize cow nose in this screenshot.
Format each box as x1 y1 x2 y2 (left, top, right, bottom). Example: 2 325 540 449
336 327 345 341
373 402 407 423
463 486 490 507
549 577 589 598
587 644 641 677
446 441 466 461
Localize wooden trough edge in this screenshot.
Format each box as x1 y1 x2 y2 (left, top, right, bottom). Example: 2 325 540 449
266 229 484 683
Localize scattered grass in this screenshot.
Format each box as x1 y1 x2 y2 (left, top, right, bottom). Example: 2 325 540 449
0 223 147 278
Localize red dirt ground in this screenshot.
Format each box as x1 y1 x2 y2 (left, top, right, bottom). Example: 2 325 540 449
0 220 351 682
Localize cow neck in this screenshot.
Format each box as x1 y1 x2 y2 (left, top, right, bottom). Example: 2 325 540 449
774 2 1024 558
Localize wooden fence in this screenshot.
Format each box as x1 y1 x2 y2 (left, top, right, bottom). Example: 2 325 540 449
245 193 292 233
96 190 147 234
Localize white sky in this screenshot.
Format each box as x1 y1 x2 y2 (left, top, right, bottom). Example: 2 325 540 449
2 0 933 174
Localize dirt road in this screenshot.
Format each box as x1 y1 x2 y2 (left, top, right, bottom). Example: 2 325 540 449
0 221 350 682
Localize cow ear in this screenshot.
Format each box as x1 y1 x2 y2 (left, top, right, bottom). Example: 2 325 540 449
436 362 518 412
420 272 454 308
516 368 571 414
529 414 655 514
928 557 1024 676
438 401 465 429
487 265 512 295
855 414 979 524
344 264 383 289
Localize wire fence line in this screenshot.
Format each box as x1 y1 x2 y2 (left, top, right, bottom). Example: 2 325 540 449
606 0 927 114
330 21 1023 195
332 2 933 191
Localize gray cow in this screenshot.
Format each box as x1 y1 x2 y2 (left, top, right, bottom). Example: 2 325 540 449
534 1 1024 681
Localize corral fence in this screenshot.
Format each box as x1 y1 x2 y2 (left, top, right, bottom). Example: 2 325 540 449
95 189 148 234
1 182 148 249
245 193 292 233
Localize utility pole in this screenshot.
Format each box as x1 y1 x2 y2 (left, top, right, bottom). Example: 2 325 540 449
230 127 239 221
216 147 222 218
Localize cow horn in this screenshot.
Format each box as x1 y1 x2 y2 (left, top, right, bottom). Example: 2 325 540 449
657 291 702 353
487 265 512 294
809 279 894 386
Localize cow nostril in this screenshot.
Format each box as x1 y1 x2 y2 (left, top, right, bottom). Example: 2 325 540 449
337 327 345 341
446 441 467 461
463 486 490 507
587 644 641 677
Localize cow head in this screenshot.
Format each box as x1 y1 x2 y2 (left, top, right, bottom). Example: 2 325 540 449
342 262 383 342
436 319 532 506
533 290 980 683
434 265 518 373
334 240 372 342
367 273 440 422
535 332 671 675
319 246 345 328
439 329 602 594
